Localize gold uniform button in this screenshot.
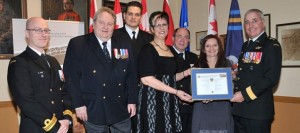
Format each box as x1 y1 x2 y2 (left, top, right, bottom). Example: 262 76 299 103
123 69 126 72
103 83 106 87
119 83 122 86
239 68 242 70
50 89 52 92
53 113 56 116
118 96 121 98
103 96 106 99
180 85 183 87
60 88 62 91
51 101 54 104
93 70 96 73
62 100 64 102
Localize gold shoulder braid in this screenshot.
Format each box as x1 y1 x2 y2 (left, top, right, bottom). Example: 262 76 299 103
63 109 73 117
43 114 57 131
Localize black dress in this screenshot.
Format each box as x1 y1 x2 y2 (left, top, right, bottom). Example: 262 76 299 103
136 44 182 133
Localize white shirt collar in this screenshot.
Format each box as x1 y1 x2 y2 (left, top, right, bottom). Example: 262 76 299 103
28 46 45 56
125 24 139 38
96 37 112 57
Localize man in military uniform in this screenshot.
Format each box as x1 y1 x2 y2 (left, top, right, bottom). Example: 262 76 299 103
7 17 72 133
230 9 282 133
169 28 197 133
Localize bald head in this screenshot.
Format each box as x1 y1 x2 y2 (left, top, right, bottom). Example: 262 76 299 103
26 17 48 29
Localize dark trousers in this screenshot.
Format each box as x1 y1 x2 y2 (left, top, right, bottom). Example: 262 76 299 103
84 118 131 133
233 115 273 133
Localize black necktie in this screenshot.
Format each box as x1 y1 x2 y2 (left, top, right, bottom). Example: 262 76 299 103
178 53 184 59
132 31 136 41
41 54 50 69
248 40 254 47
102 42 111 61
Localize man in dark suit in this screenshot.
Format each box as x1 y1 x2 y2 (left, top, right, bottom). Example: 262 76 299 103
113 1 153 60
7 17 72 133
63 7 137 133
170 28 198 133
231 9 282 133
113 1 153 132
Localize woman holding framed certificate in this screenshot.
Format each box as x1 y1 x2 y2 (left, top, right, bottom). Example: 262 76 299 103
191 35 234 133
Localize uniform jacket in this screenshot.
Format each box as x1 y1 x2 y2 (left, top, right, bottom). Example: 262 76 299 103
113 26 153 59
232 32 282 120
7 47 72 133
170 46 198 113
63 32 138 125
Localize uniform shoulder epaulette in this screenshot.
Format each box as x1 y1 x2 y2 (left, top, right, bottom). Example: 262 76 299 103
267 37 281 47
9 60 16 64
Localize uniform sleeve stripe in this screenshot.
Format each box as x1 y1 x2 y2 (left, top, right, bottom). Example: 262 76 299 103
246 86 257 100
63 109 73 117
43 115 57 131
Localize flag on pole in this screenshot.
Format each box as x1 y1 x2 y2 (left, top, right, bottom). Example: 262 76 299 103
89 0 97 33
207 0 218 35
179 0 188 28
225 0 244 70
163 0 174 46
139 0 149 32
179 0 190 51
114 0 123 29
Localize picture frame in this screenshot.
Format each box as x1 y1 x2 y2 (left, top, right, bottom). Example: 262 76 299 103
264 14 271 36
191 68 233 100
0 0 27 59
41 0 89 33
196 31 207 51
276 22 300 67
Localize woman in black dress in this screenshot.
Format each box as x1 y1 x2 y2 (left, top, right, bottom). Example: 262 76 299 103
192 35 234 133
136 11 192 133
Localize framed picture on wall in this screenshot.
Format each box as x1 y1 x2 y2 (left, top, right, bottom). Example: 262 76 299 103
41 0 89 33
196 31 207 51
276 22 300 67
0 0 27 59
264 14 271 36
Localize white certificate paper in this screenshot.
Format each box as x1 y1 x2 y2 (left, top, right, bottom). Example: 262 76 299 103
196 73 228 95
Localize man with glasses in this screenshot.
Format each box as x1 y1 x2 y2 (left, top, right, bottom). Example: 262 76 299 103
169 28 198 133
7 17 72 133
58 0 81 21
64 7 137 133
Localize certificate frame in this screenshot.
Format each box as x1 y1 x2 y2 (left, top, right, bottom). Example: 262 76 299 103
191 68 233 100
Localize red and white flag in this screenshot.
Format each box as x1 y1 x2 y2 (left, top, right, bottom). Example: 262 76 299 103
114 0 123 29
139 0 149 32
163 0 174 46
89 0 97 33
207 0 218 35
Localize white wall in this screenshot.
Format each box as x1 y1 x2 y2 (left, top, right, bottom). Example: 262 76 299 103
1 0 299 101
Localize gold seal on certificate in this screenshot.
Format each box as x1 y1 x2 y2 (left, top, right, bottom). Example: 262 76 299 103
191 68 233 100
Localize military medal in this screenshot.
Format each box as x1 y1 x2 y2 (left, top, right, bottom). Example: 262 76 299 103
114 48 120 59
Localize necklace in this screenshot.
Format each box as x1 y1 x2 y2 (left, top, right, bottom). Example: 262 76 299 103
153 41 169 51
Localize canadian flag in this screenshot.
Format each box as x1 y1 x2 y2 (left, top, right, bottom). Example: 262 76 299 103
208 0 218 35
89 0 97 33
139 0 149 32
163 0 174 46
114 0 123 29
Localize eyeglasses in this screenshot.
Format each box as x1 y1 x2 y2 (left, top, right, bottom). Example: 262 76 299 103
26 28 51 34
153 24 168 28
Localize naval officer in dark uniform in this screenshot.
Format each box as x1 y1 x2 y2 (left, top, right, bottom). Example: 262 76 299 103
169 28 197 133
230 9 282 133
7 17 72 133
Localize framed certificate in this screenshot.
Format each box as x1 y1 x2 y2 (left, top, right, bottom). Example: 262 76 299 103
191 68 233 100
